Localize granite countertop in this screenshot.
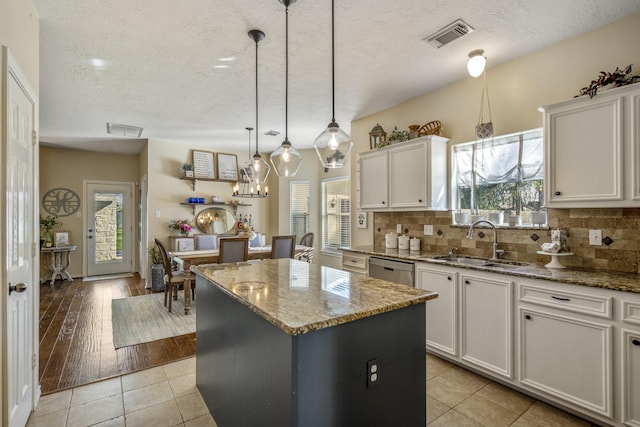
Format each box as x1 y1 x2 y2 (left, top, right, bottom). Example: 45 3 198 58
192 258 438 336
342 245 640 294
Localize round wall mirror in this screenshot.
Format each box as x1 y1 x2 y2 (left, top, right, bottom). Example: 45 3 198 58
195 207 236 235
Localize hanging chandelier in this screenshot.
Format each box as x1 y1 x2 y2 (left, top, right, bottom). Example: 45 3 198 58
270 0 303 177
233 127 268 198
233 29 270 198
313 0 353 169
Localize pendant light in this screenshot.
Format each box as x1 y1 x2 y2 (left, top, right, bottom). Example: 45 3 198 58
233 30 270 198
313 0 352 169
270 0 303 177
233 127 269 198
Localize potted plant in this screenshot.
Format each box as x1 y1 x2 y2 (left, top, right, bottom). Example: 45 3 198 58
40 215 62 247
148 246 165 292
181 163 194 178
576 64 640 98
387 126 409 144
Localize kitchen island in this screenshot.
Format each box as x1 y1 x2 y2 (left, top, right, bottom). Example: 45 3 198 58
193 258 437 427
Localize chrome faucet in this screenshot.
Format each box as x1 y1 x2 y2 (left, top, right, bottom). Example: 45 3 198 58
466 219 504 259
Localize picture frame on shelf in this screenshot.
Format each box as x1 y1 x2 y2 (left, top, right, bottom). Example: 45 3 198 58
54 231 70 247
216 153 239 181
192 150 216 179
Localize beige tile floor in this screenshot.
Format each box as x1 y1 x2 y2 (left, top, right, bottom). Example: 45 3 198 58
27 354 596 427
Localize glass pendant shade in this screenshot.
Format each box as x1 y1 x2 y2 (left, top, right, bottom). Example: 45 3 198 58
271 139 302 177
251 152 270 184
467 49 486 77
314 121 353 169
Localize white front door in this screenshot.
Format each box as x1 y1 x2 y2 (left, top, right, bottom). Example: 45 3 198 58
84 181 134 276
3 47 37 427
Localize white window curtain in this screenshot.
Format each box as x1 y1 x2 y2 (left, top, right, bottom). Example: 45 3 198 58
453 129 543 212
290 181 310 241
322 177 350 253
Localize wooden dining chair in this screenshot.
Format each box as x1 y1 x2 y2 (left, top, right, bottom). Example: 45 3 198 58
194 234 218 250
218 237 249 263
153 238 195 313
295 232 314 263
270 235 296 259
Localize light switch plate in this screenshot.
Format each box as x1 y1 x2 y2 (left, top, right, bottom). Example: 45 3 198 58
589 229 602 246
424 225 434 235
155 210 161 218
396 224 402 233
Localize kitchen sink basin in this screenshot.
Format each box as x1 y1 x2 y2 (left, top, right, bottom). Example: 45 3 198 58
422 255 528 269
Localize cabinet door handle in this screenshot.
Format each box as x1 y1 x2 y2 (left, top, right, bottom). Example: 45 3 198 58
555 191 561 196
464 280 470 285
447 276 452 281
525 314 532 320
551 295 570 301
633 339 640 346
382 201 385 204
418 199 423 203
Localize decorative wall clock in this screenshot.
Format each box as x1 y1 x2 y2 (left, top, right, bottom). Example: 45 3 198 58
42 188 80 216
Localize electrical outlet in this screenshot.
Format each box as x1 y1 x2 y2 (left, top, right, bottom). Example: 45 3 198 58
396 224 402 233
423 225 434 236
589 229 602 246
367 358 380 388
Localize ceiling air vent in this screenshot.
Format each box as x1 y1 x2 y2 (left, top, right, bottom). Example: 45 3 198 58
106 122 143 138
424 19 474 48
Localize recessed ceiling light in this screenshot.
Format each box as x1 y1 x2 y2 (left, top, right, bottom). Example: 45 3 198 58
218 56 237 62
213 65 230 69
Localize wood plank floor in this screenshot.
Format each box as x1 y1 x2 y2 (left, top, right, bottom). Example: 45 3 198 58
39 274 196 395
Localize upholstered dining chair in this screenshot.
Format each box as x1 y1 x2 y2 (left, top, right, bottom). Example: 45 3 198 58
295 232 314 263
194 234 218 250
270 235 296 259
153 238 195 313
218 237 249 263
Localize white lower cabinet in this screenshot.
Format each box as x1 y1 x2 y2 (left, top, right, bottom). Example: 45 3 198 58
519 307 612 417
416 264 457 356
460 272 513 379
622 329 640 426
341 250 369 276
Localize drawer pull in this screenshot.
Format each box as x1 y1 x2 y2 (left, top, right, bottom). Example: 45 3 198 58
551 295 570 301
525 314 532 320
633 339 640 346
351 260 358 263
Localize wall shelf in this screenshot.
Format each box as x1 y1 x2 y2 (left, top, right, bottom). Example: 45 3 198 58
179 202 252 215
180 176 236 191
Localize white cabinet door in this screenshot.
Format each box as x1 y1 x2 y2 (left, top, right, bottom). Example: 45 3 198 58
358 150 388 209
416 264 457 356
389 141 426 209
622 329 640 426
460 272 513 378
519 308 612 417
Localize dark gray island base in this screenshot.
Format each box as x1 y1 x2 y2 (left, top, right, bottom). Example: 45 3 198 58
194 259 437 427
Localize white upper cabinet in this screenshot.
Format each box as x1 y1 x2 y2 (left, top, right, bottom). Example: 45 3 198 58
540 83 640 207
358 135 448 211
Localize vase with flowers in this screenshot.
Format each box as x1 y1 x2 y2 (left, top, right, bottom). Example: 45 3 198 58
40 215 62 247
169 219 193 236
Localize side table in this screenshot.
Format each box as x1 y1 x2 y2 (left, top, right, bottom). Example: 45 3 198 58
41 245 77 285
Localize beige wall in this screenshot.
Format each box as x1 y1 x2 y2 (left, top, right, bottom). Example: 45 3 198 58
350 12 640 248
146 139 270 253
39 147 141 277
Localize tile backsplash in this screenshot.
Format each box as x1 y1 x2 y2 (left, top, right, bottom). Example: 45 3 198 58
373 208 640 274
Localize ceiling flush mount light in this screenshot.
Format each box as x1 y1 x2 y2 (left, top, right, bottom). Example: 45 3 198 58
314 0 353 170
467 49 486 78
106 122 143 138
270 0 303 178
233 127 269 198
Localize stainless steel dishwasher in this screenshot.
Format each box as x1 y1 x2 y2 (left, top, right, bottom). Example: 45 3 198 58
368 256 415 286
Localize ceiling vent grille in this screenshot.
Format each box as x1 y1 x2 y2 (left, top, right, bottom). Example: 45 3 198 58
424 19 474 48
106 122 143 138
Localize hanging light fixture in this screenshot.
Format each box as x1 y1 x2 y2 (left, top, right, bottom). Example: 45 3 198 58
270 0 303 177
467 49 486 77
233 30 270 198
313 0 353 169
233 127 269 198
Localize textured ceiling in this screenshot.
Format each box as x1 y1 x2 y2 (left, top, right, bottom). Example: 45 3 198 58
34 0 640 154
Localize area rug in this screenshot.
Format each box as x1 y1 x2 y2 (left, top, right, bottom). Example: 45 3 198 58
111 293 196 349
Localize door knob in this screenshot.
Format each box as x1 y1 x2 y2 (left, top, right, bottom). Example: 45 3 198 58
9 282 27 295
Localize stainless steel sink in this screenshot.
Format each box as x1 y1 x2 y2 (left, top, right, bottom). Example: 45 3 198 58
422 255 528 269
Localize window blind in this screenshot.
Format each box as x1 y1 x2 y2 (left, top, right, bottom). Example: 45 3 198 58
290 181 310 241
322 177 351 252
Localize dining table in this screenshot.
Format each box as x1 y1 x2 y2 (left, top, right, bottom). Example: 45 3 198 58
169 244 314 314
